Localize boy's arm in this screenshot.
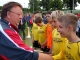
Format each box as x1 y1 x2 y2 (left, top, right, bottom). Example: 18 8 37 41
38 53 53 60
52 51 64 60
41 39 47 48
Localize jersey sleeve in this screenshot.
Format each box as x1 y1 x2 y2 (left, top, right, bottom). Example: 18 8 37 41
52 51 64 60
0 28 39 60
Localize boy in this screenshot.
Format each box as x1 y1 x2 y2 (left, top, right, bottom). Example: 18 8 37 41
35 17 49 53
44 11 53 53
32 13 42 49
51 10 67 56
53 13 80 60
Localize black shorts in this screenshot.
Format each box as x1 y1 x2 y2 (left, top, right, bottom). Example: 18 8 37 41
33 41 41 48
41 46 50 53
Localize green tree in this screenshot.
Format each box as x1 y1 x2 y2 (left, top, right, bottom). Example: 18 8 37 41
40 0 51 11
51 0 63 10
77 0 80 3
0 6 2 10
29 0 41 13
63 0 78 10
40 0 63 11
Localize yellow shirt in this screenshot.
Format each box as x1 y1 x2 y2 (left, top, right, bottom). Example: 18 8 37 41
38 25 47 44
32 23 39 41
52 28 67 55
53 41 80 60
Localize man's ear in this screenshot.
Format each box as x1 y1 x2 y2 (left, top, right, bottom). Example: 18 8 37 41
7 11 10 18
68 25 73 32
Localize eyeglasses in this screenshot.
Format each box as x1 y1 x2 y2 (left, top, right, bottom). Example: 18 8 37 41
9 10 23 16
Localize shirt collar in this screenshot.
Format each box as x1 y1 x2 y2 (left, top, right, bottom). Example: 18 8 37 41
1 18 18 32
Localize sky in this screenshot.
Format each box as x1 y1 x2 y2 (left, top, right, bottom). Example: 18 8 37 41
0 0 80 10
0 0 29 8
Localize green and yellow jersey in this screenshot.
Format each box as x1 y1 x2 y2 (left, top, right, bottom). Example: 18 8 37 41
38 25 47 45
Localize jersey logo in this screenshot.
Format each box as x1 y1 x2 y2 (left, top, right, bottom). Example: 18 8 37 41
67 46 71 49
64 51 74 60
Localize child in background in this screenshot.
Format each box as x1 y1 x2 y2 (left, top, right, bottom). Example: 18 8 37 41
35 17 48 52
32 13 42 49
53 13 80 60
42 11 53 53
51 10 67 56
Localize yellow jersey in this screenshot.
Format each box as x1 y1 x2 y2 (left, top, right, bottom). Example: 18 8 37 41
52 28 67 55
38 25 47 45
32 23 39 41
53 41 80 60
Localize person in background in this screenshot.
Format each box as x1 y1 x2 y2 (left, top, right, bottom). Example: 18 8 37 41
76 13 80 38
43 15 48 24
32 13 42 49
53 13 80 60
42 11 53 53
0 1 53 60
18 15 26 40
51 10 67 56
35 17 48 53
25 12 31 27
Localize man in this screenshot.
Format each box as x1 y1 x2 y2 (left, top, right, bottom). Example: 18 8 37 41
18 15 26 40
0 2 53 60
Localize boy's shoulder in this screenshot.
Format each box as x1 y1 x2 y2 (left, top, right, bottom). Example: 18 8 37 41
52 28 58 34
77 41 80 55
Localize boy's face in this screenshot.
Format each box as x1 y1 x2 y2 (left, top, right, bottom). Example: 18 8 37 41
37 22 43 27
51 18 59 28
46 14 52 22
58 22 69 38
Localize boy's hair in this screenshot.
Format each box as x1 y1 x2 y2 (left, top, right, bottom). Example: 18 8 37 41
1 1 22 18
34 13 42 18
58 13 78 32
33 13 42 21
51 10 64 19
35 17 43 24
46 11 52 15
34 11 41 14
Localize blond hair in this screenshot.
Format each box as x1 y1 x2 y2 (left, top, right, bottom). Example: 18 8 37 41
51 10 64 19
34 13 42 19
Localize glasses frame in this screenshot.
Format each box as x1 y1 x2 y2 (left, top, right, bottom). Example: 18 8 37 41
9 10 23 16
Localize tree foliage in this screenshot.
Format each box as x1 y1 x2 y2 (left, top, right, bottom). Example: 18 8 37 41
40 0 63 11
29 0 41 13
40 0 51 11
0 6 2 10
63 0 77 10
50 0 63 10
28 0 80 12
77 0 80 3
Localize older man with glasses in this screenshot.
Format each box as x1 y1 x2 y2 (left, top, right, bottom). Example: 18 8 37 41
0 1 53 60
